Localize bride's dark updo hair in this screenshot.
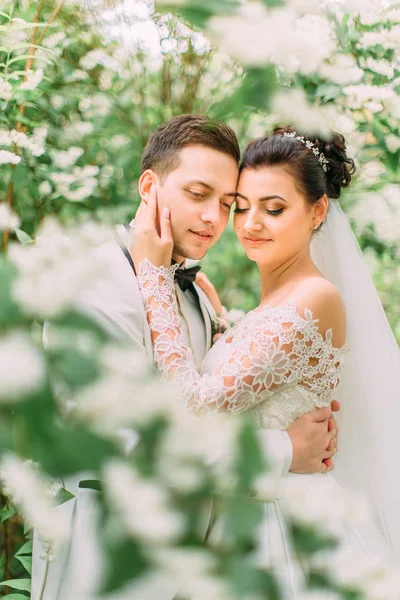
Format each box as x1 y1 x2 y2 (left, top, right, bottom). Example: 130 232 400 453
240 126 356 201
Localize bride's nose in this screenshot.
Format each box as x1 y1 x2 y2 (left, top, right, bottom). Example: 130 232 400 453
243 211 264 234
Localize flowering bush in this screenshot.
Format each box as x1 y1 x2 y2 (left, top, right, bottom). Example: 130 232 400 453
0 0 399 598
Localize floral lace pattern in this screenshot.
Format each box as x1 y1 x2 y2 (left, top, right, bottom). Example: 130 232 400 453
137 259 348 419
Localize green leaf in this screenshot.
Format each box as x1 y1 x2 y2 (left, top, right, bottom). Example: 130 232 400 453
50 347 100 390
0 594 30 600
0 21 55 32
0 579 31 592
79 479 102 492
0 503 15 523
15 540 33 557
156 0 240 28
15 554 32 575
0 259 23 327
101 538 148 594
224 495 263 543
7 54 53 67
14 228 33 245
54 487 75 505
234 417 266 495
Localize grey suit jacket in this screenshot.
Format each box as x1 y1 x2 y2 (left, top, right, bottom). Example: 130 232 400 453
32 225 293 600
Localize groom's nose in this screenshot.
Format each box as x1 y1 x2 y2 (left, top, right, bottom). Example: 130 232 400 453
200 198 221 227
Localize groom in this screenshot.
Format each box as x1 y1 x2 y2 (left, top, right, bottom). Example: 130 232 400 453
32 114 339 600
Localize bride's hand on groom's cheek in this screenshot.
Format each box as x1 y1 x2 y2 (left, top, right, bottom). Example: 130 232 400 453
130 185 173 270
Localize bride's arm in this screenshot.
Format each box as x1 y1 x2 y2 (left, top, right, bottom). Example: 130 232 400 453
137 259 345 414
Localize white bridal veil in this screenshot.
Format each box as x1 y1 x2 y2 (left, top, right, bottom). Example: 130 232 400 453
310 199 400 559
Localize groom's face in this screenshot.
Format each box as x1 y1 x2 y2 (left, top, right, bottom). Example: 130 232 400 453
156 144 239 262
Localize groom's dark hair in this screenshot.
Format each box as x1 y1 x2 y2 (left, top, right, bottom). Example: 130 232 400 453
141 114 240 181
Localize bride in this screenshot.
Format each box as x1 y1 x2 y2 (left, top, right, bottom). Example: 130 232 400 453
131 126 400 594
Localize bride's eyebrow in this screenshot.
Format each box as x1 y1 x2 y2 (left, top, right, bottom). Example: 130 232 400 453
260 195 287 203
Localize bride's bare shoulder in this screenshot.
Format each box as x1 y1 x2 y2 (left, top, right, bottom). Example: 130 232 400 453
292 277 347 347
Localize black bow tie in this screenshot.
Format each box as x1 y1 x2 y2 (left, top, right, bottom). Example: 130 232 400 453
174 265 201 292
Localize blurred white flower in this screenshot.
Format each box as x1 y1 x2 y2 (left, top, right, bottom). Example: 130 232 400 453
20 68 44 91
0 203 20 231
209 6 335 75
280 476 373 537
69 69 89 81
271 89 331 137
50 95 64 110
50 164 99 202
386 134 400 153
64 120 94 141
0 150 21 165
359 25 400 53
319 54 364 85
0 77 12 101
0 453 69 558
39 181 52 195
0 127 46 157
9 218 112 318
385 8 400 22
0 332 46 402
359 160 386 185
365 57 394 79
52 146 84 169
103 460 184 543
349 186 400 244
296 591 341 600
43 31 67 49
154 547 232 600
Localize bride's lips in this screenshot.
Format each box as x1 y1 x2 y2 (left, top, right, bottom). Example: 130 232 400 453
190 230 213 242
244 237 272 246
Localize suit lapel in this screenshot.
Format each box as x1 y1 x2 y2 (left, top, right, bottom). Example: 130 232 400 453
192 283 214 352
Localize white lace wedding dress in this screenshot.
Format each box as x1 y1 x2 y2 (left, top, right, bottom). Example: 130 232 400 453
137 259 392 597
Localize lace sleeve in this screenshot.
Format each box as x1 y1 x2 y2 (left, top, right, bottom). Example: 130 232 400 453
137 259 347 414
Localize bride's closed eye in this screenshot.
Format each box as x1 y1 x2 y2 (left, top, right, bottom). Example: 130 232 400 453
234 206 284 216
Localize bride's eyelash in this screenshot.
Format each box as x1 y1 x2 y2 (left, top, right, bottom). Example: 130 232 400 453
234 208 284 216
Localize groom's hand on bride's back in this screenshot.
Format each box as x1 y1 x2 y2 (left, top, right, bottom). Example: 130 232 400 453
287 400 340 474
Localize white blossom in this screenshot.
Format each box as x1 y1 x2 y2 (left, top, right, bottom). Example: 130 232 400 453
19 69 44 91
386 134 400 153
271 89 331 137
0 77 12 101
51 146 84 169
9 218 112 318
39 181 52 195
0 203 20 231
103 460 184 543
0 453 69 558
359 25 400 53
209 6 335 75
0 150 21 165
50 95 65 110
154 547 232 600
43 31 67 49
319 54 364 85
0 332 46 402
350 185 400 244
0 127 46 157
365 57 395 79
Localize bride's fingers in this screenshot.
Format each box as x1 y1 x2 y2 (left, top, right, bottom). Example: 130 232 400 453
161 207 173 246
145 184 158 229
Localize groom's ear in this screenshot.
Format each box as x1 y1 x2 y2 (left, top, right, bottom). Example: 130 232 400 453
139 170 158 203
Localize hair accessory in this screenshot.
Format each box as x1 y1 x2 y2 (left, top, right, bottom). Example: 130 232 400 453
283 131 330 173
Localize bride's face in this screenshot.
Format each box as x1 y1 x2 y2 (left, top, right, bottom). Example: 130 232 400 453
234 166 318 268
